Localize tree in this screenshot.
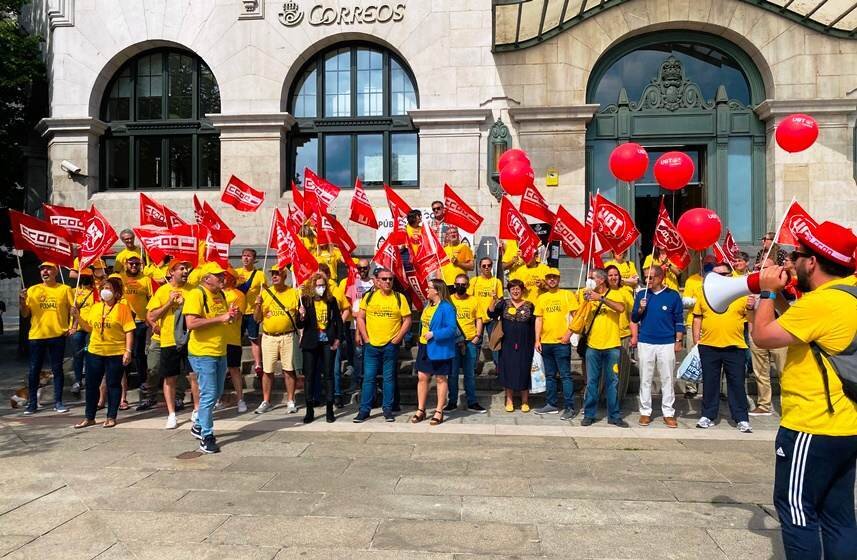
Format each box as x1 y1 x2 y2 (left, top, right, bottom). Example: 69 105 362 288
0 0 47 280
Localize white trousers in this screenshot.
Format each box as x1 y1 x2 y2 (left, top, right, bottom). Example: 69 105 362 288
638 342 676 417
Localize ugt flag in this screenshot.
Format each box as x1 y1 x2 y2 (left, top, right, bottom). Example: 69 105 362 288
78 206 119 270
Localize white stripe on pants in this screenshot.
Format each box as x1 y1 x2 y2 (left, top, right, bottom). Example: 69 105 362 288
637 342 676 417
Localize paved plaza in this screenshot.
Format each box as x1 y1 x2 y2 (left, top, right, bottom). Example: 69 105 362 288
0 395 791 560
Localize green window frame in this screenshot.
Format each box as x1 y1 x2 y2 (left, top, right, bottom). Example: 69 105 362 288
99 48 221 191
287 43 419 191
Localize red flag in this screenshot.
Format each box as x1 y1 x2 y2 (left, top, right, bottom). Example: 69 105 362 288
291 181 304 212
303 168 340 218
712 242 733 267
723 230 741 261
204 230 230 268
139 194 168 228
285 202 305 236
414 222 450 283
350 178 378 229
384 184 412 230
653 198 690 270
42 203 86 245
329 214 357 253
584 195 608 258
193 195 204 224
286 227 319 286
372 235 424 311
519 184 555 224
593 193 639 254
193 197 236 244
9 210 75 268
549 206 588 258
273 216 292 271
776 200 817 247
498 197 540 263
221 175 264 212
162 204 187 229
443 184 483 234
78 206 119 271
317 213 337 246
134 226 200 267
372 234 402 276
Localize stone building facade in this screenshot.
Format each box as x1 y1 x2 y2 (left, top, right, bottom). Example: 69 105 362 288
25 0 857 258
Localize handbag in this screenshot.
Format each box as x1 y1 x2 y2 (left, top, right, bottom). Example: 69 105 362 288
576 291 609 359
486 302 506 352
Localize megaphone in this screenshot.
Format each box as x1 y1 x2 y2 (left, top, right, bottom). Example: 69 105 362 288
702 271 761 314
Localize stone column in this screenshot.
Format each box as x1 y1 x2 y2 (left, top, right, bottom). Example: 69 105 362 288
756 99 857 226
508 105 599 217
36 117 107 209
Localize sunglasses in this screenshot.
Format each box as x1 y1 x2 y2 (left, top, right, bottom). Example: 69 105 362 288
790 250 812 261
378 277 393 282
454 283 467 288
432 207 443 211
480 264 492 268
357 267 369 271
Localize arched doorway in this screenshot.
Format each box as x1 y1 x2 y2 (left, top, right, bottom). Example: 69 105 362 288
586 31 766 260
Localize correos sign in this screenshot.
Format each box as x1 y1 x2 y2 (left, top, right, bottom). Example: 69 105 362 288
279 2 406 26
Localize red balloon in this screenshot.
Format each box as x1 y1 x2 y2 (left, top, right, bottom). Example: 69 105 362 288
609 142 649 182
497 149 530 172
776 113 819 153
654 151 695 191
676 208 722 251
499 160 534 196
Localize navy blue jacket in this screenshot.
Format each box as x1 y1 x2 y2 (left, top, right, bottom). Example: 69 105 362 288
631 287 686 345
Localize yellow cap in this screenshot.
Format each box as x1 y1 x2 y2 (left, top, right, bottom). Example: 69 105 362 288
90 259 107 269
204 262 226 275
545 267 561 278
270 264 281 272
39 261 58 269
168 259 192 271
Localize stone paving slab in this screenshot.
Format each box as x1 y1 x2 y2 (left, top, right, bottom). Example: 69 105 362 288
396 475 533 497
0 487 87 538
538 525 728 559
95 542 281 560
372 519 542 556
3 511 116 560
167 489 324 516
207 515 380 548
312 492 462 521
707 528 786 560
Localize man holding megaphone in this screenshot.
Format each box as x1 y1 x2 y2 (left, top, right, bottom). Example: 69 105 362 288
750 220 857 560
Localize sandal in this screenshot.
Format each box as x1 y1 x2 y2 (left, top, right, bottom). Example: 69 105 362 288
103 418 117 428
410 408 426 423
429 410 444 426
73 419 96 429
119 401 129 411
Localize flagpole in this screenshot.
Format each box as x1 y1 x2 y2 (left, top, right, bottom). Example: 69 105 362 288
584 189 600 281
58 266 65 284
761 195 794 268
641 195 664 302
577 190 598 291
15 252 25 290
261 208 276 279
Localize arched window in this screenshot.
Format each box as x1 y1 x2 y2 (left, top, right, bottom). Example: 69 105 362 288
586 32 766 250
288 44 419 189
100 48 221 190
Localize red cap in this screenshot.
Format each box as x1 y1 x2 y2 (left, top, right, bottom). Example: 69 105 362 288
796 221 857 270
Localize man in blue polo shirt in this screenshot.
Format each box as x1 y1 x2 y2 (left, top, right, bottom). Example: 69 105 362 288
631 265 685 428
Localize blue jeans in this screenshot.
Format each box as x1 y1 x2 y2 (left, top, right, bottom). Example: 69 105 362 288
583 347 621 421
449 341 478 407
359 343 398 414
130 321 148 378
542 343 574 409
189 355 227 437
28 336 66 410
484 321 500 366
350 338 364 394
84 354 123 420
71 330 89 384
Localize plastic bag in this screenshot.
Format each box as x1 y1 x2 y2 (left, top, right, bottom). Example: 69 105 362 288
677 344 702 383
530 351 546 394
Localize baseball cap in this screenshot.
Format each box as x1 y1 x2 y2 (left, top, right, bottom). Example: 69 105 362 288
270 264 281 272
204 262 227 275
168 259 191 271
90 259 106 269
545 268 561 278
39 262 57 269
796 221 857 270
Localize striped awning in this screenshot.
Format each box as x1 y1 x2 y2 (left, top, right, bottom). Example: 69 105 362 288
493 0 857 52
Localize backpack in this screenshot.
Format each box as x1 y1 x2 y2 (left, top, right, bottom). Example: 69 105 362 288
809 285 857 412
364 288 403 308
173 287 209 352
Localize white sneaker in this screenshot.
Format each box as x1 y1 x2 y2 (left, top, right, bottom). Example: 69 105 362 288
737 421 753 433
285 401 298 414
165 414 177 430
696 416 713 429
191 409 198 424
255 401 271 414
214 400 224 411
237 400 247 413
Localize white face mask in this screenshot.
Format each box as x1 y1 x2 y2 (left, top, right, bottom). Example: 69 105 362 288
314 286 325 297
100 289 114 302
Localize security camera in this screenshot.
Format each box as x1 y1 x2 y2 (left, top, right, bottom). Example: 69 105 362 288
60 160 82 175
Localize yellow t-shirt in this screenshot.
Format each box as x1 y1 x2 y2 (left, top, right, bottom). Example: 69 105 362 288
360 290 411 347
535 289 579 344
315 247 343 282
583 290 626 350
776 278 857 436
83 302 136 356
451 295 480 340
643 255 679 291
468 275 503 321
186 261 221 288
113 247 143 272
224 288 246 346
509 263 549 305
74 287 95 315
314 299 329 331
26 283 74 340
693 295 747 348
143 263 169 283
183 286 229 357
617 288 636 339
502 240 519 267
683 273 703 330
419 302 439 344
234 266 264 314
119 273 153 320
146 283 194 348
604 259 638 297
259 286 299 334
441 243 473 286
